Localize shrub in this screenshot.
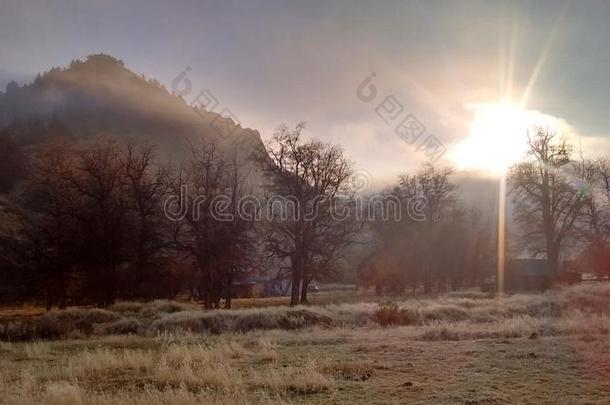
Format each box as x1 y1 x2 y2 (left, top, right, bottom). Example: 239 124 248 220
43 307 120 324
0 318 63 341
108 301 144 314
139 300 192 317
95 318 142 335
446 290 493 300
373 302 400 326
149 307 335 335
420 304 469 322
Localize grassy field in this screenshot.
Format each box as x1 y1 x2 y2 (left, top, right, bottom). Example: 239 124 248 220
0 290 365 320
1 284 610 404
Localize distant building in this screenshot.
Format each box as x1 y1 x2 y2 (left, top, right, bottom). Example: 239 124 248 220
231 278 287 298
505 258 581 292
506 259 550 291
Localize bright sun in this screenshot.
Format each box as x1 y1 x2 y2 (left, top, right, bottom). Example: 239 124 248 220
451 101 560 174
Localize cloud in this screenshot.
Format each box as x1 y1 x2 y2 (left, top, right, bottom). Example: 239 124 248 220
2 0 610 188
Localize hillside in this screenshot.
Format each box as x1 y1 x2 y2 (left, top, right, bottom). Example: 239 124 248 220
0 54 265 164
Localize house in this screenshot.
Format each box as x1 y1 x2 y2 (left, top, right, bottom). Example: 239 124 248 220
231 278 287 298
505 259 551 291
481 258 583 293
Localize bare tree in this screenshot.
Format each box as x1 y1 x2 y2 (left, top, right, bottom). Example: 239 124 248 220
260 123 359 305
508 127 588 278
169 142 258 309
397 164 456 293
361 164 492 295
461 207 496 287
70 140 130 305
21 138 79 309
216 153 260 309
0 127 27 193
120 143 169 297
579 158 610 276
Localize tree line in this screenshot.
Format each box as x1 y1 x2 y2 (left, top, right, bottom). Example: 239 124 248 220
1 122 365 308
3 121 607 309
357 164 496 294
359 126 610 294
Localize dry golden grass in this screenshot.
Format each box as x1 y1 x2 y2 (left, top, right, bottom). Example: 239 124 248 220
250 358 334 394
23 341 51 359
0 337 334 404
2 323 610 404
2 284 610 403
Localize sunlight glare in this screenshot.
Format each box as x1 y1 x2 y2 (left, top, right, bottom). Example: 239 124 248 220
451 101 559 175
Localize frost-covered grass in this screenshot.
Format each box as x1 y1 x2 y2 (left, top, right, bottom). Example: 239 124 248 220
0 336 330 405
2 284 610 404
2 283 610 341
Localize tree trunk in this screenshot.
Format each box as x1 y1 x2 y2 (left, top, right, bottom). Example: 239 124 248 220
547 243 560 282
104 264 117 306
46 287 53 311
203 292 213 309
58 274 67 309
541 170 558 284
290 260 301 306
225 272 233 309
300 276 309 304
202 277 213 309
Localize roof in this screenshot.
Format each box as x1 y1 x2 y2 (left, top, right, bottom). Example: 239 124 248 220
508 259 548 277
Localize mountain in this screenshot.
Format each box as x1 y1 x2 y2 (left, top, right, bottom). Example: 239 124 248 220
0 54 265 163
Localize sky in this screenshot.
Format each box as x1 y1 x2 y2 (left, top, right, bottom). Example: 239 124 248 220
1 0 610 188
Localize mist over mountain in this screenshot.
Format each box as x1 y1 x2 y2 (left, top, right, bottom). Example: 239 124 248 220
0 54 265 164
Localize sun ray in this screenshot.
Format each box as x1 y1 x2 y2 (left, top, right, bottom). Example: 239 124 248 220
504 19 519 102
519 4 568 109
498 6 519 102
